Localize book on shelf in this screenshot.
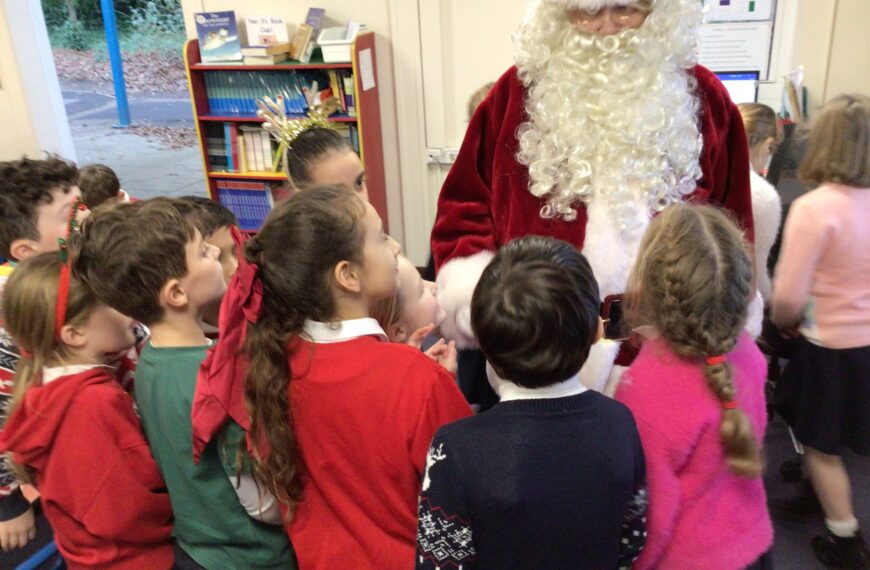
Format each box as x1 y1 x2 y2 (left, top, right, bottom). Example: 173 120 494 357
288 8 326 64
305 8 326 32
241 42 291 57
209 120 356 174
195 11 242 63
244 16 289 45
289 23 316 63
203 69 353 117
345 21 365 40
243 53 290 65
215 179 275 231
342 74 356 116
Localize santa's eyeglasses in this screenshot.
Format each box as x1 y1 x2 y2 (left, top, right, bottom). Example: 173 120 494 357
572 5 651 27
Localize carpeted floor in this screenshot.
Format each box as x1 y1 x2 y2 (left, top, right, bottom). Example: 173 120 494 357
765 414 870 569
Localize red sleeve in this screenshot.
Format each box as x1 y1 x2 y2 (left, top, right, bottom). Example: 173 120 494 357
430 68 518 270
69 388 173 544
692 66 755 243
409 366 473 475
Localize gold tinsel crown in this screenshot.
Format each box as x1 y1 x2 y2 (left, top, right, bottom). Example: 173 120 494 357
257 95 340 149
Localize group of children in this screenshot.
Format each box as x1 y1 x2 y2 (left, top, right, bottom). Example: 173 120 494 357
0 93 865 570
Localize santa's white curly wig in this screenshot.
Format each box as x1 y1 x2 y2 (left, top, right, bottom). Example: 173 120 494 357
514 0 704 226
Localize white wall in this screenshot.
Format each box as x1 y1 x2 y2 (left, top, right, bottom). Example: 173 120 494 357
0 0 74 161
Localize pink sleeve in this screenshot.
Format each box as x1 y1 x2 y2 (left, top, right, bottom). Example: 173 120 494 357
771 197 831 329
615 374 688 570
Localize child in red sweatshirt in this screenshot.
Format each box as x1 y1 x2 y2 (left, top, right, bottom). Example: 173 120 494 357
0 251 174 569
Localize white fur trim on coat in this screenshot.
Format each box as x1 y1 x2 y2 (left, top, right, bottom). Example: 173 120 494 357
744 289 764 339
749 170 782 302
435 251 496 349
579 339 622 392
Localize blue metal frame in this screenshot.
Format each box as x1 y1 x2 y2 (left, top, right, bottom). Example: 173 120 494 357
14 539 62 570
100 0 131 127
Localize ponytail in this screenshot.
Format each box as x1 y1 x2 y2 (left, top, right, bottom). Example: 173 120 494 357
703 358 762 478
241 185 367 510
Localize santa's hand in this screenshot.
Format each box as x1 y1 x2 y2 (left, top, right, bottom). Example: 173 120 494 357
435 251 495 349
407 324 436 350
424 339 458 374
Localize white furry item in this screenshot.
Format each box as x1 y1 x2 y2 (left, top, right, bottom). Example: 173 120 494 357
549 0 638 9
435 251 495 349
578 339 621 392
749 170 782 302
745 290 764 339
581 181 651 299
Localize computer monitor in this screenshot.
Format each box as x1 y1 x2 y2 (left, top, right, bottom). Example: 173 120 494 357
715 71 760 104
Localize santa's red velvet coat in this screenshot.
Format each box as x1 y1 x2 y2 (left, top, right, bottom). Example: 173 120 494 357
432 64 752 268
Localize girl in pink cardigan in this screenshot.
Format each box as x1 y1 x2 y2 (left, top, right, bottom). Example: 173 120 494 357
772 94 870 568
616 204 773 570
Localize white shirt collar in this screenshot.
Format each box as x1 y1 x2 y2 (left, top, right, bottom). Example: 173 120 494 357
486 362 588 402
301 318 388 343
42 364 107 385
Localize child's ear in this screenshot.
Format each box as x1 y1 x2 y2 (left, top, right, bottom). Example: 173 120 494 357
159 278 189 310
593 317 604 344
333 260 362 293
59 323 87 349
388 323 407 343
8 238 39 262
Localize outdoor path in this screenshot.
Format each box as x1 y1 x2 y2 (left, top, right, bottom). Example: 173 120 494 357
62 80 207 199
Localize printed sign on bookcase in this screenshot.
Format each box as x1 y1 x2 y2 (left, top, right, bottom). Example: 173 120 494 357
184 31 388 232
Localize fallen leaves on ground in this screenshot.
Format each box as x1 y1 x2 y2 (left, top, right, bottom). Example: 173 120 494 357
126 124 198 149
53 48 188 93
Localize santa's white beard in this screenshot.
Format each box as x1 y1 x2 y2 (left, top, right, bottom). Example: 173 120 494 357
514 0 703 298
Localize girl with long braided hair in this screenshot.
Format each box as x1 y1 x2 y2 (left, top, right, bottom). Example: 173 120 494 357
615 204 773 569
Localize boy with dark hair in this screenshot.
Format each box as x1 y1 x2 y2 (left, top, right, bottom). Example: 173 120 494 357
77 164 124 210
176 196 240 285
73 198 295 569
415 236 648 570
0 156 78 553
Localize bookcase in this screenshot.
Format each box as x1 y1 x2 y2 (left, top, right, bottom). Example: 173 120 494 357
183 31 388 232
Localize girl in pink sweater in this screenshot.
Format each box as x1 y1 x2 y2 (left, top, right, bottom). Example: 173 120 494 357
616 204 773 570
772 94 870 568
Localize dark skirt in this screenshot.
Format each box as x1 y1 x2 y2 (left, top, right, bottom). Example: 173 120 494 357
775 337 870 456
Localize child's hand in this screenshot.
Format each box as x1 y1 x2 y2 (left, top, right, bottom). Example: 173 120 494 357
0 507 36 551
424 339 458 374
407 324 436 350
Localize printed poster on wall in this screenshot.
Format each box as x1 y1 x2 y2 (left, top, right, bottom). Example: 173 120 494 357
698 21 773 80
703 0 776 22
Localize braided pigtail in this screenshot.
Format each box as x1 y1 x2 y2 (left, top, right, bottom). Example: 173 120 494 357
627 204 761 478
703 356 761 478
